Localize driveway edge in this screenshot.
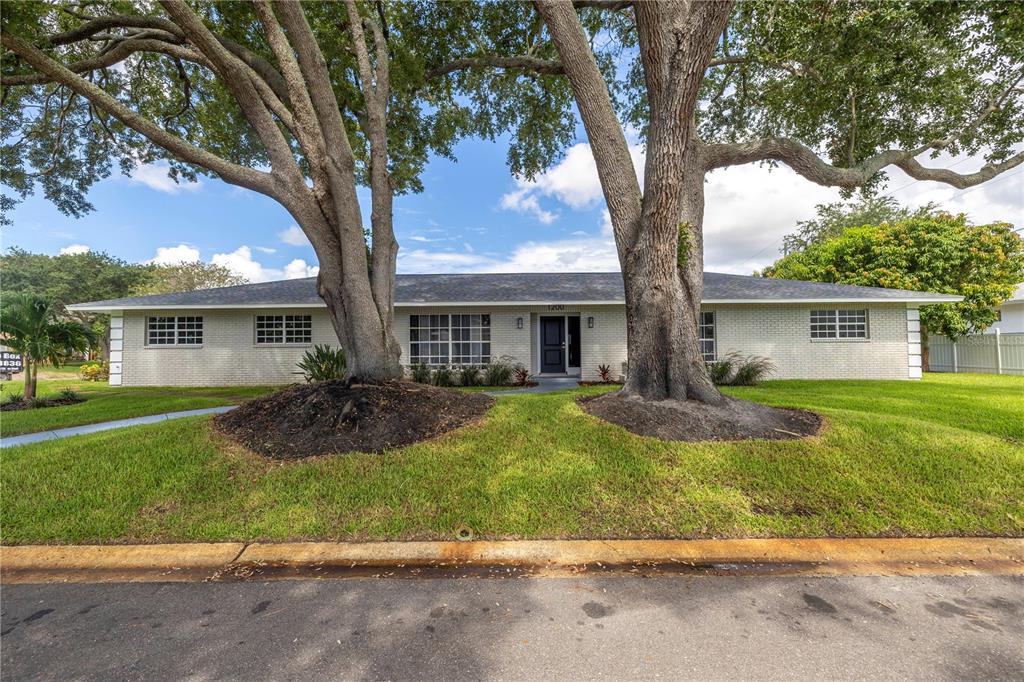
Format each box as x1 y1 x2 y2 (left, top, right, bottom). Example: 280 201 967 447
3 538 1022 583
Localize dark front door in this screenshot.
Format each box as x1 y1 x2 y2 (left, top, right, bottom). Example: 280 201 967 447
540 316 565 373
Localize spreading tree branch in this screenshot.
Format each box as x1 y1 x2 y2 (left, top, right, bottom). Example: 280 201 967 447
159 0 299 183
0 32 275 197
426 55 565 80
42 13 291 103
2 38 209 85
573 1 633 9
344 0 398 321
702 136 1024 190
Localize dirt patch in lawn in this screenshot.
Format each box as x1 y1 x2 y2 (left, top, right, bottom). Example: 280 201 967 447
578 390 821 442
214 380 493 459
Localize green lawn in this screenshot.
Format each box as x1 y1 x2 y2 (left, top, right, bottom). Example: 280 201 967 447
1 377 275 437
1 373 1021 544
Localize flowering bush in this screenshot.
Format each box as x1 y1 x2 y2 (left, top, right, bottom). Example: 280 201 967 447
79 362 109 382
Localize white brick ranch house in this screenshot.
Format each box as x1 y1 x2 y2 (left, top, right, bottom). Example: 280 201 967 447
69 272 960 386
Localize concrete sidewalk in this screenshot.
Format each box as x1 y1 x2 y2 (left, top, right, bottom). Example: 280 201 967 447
0 406 237 448
485 376 581 396
3 537 1022 584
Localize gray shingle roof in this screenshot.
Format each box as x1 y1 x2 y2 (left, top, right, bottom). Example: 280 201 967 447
69 272 961 311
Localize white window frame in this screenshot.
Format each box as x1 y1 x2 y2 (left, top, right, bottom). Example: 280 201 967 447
254 314 313 345
699 311 716 361
810 309 869 340
409 313 491 366
146 316 203 346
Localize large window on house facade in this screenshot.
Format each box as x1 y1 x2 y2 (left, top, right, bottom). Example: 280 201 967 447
810 309 868 339
699 311 716 361
410 314 491 366
255 315 312 344
147 316 203 345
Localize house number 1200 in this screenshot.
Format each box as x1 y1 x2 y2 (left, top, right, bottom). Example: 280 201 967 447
547 304 565 311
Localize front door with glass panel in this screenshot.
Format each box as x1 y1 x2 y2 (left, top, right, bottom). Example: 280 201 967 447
540 316 566 373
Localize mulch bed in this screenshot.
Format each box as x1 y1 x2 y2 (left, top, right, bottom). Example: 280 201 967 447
0 395 85 412
578 390 822 442
214 380 494 459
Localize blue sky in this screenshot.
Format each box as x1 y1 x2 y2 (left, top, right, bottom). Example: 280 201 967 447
6 131 1021 281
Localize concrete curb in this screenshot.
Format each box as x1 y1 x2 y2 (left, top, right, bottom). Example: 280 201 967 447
1 543 246 583
3 538 1022 584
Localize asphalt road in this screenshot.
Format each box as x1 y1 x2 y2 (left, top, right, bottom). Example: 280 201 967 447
2 574 1021 681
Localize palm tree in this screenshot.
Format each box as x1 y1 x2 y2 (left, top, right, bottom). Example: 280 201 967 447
1 294 93 399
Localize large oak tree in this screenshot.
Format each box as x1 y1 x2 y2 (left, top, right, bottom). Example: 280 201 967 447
432 0 1024 402
2 1 551 380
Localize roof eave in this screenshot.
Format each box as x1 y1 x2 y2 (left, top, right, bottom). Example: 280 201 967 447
69 294 962 313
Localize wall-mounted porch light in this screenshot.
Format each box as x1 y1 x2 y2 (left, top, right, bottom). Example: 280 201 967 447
587 316 594 328
516 317 524 329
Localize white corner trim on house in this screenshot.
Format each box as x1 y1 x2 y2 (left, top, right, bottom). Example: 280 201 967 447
907 306 922 379
109 315 124 386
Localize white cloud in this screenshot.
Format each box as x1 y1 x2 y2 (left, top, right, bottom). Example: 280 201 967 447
495 235 619 272
150 244 201 265
126 163 201 194
599 209 614 237
211 246 272 282
399 212 619 274
58 244 90 255
701 163 842 273
278 225 311 246
500 187 558 224
283 258 319 279
496 140 1024 275
885 149 1023 228
398 249 496 272
496 139 1019 275
500 142 645 225
209 246 319 282
252 246 277 254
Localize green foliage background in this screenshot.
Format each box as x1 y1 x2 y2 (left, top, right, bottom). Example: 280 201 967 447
764 214 1024 338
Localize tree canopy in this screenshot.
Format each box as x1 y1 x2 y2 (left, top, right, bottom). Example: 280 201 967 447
780 196 941 255
0 0 577 219
132 261 247 295
0 247 149 307
764 213 1024 339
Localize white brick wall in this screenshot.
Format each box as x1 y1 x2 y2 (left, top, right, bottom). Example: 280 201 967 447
116 302 916 385
120 309 338 386
709 303 912 380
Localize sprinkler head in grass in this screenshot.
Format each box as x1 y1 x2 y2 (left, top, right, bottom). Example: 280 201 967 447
455 526 474 542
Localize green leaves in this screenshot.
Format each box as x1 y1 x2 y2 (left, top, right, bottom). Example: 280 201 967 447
765 211 1024 338
0 293 93 366
696 1 1024 169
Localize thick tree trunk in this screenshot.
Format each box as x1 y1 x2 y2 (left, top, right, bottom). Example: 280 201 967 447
622 146 722 403
313 243 402 383
536 0 730 404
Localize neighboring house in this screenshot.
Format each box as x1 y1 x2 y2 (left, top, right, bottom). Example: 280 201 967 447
69 272 960 386
987 283 1024 334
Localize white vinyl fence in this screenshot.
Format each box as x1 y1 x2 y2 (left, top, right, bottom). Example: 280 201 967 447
928 331 1024 376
